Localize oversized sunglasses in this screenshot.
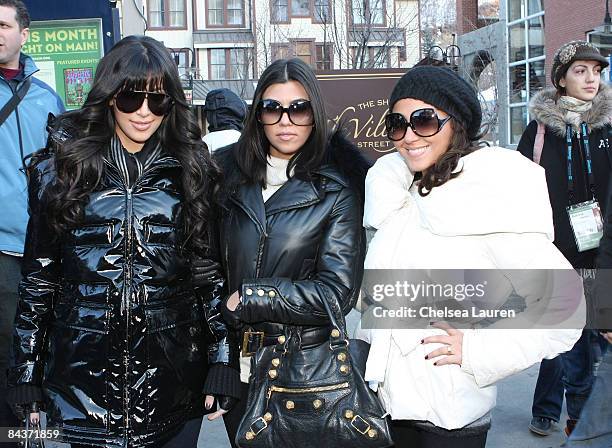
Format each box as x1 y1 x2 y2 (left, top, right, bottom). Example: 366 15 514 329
115 90 174 116
385 108 452 140
256 99 314 126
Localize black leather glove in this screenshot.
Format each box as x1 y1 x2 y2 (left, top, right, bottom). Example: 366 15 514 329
192 258 222 287
218 395 238 412
220 295 243 330
14 402 39 421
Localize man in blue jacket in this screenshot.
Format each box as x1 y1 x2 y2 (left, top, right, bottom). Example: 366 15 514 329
0 0 64 436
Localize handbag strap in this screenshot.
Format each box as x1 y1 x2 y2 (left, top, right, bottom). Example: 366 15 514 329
0 77 32 126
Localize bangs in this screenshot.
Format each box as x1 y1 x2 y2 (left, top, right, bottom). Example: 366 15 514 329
115 50 170 93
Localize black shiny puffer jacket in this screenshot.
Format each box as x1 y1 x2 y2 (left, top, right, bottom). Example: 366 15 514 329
215 132 369 355
9 147 238 447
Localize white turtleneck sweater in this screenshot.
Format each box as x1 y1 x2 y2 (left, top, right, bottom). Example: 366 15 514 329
262 155 291 202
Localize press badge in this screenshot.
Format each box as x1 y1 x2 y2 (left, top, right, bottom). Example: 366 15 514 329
567 200 604 252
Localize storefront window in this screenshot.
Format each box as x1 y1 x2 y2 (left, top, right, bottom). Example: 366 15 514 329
528 0 544 16
508 0 524 22
528 16 544 58
510 106 527 145
506 0 545 145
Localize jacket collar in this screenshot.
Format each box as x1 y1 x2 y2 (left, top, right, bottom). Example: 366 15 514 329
231 175 322 233
264 176 322 215
529 84 612 136
19 53 39 78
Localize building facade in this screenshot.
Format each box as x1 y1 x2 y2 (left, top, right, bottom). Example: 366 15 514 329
118 0 420 105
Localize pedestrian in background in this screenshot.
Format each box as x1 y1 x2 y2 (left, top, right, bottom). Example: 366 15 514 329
517 40 612 437
560 176 612 447
0 0 63 441
202 87 247 152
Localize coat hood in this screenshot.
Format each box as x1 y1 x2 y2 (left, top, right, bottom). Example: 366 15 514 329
204 88 247 132
364 147 554 239
529 84 612 137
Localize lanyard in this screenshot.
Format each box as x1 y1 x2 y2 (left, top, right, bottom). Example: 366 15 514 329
566 123 596 200
580 122 596 194
566 124 574 195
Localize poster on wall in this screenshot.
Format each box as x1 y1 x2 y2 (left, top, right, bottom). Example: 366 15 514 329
22 18 104 110
317 69 406 161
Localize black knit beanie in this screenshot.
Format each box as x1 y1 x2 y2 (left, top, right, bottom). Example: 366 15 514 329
389 66 482 140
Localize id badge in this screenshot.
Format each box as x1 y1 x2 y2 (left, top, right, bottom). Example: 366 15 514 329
566 199 604 252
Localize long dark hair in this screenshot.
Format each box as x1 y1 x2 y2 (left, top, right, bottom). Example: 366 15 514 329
41 35 218 255
230 58 329 190
417 121 479 196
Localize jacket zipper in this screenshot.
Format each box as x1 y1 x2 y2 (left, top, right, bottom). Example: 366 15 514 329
266 382 350 400
254 229 268 277
123 187 133 442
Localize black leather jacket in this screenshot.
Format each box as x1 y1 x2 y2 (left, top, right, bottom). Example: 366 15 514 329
9 147 239 447
215 133 368 356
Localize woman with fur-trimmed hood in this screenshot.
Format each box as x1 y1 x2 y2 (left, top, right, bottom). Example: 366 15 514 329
517 40 612 437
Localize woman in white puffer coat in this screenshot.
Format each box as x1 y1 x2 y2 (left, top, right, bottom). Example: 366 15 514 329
359 66 585 448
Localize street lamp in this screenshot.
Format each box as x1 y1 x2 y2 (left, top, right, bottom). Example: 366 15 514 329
426 45 462 71
588 0 612 59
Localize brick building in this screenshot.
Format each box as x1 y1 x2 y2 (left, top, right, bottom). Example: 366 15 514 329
457 0 611 147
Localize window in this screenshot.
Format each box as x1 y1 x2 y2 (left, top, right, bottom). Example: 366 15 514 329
506 0 545 144
169 49 189 78
207 0 245 26
270 0 331 23
315 44 333 70
292 0 310 16
313 0 330 22
295 41 313 65
353 46 389 68
209 48 251 80
272 44 291 61
271 42 332 70
352 0 384 25
148 0 186 28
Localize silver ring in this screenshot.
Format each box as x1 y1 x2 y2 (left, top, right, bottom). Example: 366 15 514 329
447 345 453 355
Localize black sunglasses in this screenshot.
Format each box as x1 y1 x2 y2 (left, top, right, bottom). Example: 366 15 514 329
115 90 174 116
385 108 452 140
256 99 314 126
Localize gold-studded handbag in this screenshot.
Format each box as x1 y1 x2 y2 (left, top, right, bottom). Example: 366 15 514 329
235 293 393 448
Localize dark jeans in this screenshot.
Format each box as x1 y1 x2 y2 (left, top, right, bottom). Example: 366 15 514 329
532 330 595 421
564 347 612 446
0 253 21 434
391 420 488 448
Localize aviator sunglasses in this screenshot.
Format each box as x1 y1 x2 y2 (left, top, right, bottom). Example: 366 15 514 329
256 99 314 126
385 108 452 140
114 90 174 116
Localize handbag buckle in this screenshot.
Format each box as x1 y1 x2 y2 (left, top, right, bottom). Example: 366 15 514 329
242 331 265 356
250 416 269 435
350 414 371 435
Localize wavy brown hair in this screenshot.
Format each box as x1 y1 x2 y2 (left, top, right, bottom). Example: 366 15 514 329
417 121 480 197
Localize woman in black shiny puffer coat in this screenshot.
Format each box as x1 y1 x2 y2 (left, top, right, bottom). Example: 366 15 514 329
7 36 240 448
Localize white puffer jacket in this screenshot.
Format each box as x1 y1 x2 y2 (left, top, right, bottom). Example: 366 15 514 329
360 148 585 430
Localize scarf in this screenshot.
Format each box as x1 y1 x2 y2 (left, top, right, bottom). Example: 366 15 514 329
558 96 593 131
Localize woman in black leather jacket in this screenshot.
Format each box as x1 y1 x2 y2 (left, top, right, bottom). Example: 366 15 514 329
7 36 239 448
209 58 370 446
